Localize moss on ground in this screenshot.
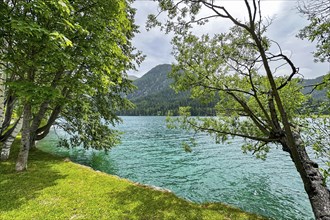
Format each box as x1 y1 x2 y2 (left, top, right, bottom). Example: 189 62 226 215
0 141 267 220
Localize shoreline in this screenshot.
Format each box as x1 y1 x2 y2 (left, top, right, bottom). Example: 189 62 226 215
0 144 267 219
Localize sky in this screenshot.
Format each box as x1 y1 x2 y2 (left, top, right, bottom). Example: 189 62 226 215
129 0 330 79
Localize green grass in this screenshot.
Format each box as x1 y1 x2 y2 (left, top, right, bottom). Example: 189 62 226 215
0 141 267 220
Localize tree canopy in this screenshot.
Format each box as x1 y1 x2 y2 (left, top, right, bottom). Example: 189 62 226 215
0 0 143 170
148 0 330 218
298 0 330 63
297 0 330 183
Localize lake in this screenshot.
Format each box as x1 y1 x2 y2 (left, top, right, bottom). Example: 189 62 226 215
37 116 314 220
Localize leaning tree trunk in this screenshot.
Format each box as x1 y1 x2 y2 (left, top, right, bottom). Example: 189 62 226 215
0 117 23 161
0 70 6 130
29 101 50 149
251 29 330 219
282 132 330 220
16 104 32 171
2 94 17 132
36 105 62 141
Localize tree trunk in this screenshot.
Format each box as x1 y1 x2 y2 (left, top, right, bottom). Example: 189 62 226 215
0 117 23 161
283 132 330 220
250 29 330 219
29 101 49 149
15 104 32 172
2 94 17 132
36 105 62 141
0 70 5 127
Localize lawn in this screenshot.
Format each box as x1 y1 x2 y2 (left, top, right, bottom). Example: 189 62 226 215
0 141 266 220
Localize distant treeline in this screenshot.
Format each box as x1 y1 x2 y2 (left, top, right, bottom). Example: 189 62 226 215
120 64 328 116
120 94 217 116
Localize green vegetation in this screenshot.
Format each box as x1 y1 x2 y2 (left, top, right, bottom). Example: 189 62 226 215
302 75 329 114
298 0 330 183
121 64 327 116
148 0 330 218
0 0 142 171
0 142 265 220
121 64 217 116
298 0 330 63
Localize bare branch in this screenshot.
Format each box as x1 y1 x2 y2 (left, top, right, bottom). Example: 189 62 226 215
270 40 283 55
244 0 254 28
186 119 277 143
252 0 257 23
199 0 250 30
186 15 220 25
266 53 299 90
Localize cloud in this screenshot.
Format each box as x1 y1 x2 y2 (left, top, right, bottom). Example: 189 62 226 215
267 2 329 78
130 1 329 79
130 1 174 77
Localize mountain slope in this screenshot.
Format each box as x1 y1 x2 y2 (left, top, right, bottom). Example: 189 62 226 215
122 64 216 116
121 64 328 116
302 75 327 100
128 64 174 100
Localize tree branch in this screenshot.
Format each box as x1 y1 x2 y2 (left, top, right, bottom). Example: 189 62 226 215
199 0 250 30
224 86 270 136
244 0 254 29
186 119 277 143
248 69 273 127
267 53 299 90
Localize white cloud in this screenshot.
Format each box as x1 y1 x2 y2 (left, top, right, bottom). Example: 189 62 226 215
130 1 174 77
266 1 329 78
130 0 329 79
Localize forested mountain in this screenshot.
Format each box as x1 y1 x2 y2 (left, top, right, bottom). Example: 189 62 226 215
301 75 328 113
128 64 173 100
121 64 216 116
302 75 327 100
121 64 328 116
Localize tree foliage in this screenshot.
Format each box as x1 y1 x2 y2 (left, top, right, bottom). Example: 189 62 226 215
297 0 330 183
148 0 330 218
0 0 143 169
298 0 330 63
168 28 306 158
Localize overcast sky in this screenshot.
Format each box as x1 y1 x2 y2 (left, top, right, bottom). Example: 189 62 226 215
129 0 329 79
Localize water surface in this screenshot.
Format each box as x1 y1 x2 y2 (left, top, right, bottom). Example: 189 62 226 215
38 116 314 220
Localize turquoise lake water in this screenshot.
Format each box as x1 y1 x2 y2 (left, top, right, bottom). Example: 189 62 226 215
37 116 314 220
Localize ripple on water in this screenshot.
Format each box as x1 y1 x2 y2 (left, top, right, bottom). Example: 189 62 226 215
38 116 314 220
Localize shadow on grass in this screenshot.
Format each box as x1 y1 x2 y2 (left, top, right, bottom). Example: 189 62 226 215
110 184 265 220
0 141 267 219
0 145 67 212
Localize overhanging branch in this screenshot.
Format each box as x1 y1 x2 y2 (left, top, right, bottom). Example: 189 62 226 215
186 119 278 143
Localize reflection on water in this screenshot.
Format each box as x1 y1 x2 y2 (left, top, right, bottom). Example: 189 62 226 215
38 116 314 220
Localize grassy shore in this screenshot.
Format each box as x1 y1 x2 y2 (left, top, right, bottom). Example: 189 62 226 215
0 141 266 220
